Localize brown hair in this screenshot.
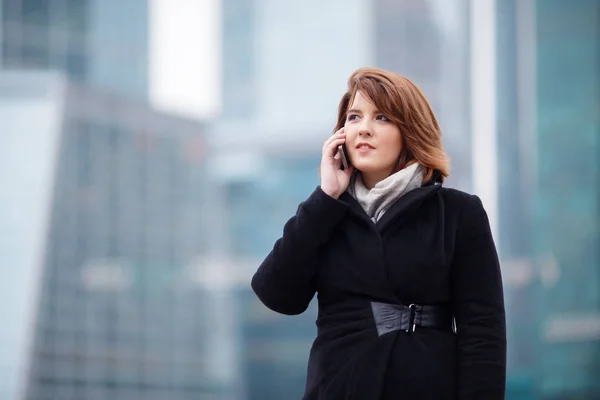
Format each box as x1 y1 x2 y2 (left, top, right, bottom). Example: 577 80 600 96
334 67 450 183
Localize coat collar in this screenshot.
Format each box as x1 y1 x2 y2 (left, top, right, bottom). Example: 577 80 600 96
339 169 443 233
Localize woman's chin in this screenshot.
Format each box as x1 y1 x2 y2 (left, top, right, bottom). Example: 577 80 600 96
353 164 383 174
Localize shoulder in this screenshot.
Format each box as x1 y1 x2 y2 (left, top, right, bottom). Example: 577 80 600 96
438 187 484 212
438 187 491 233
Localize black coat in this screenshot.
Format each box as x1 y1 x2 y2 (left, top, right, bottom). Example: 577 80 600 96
251 180 506 399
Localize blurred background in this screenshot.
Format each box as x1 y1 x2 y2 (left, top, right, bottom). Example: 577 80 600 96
0 0 598 399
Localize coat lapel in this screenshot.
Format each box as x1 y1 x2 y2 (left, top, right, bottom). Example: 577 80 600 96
339 191 375 227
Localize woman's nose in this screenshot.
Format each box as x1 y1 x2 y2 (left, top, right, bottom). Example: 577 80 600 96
358 126 372 137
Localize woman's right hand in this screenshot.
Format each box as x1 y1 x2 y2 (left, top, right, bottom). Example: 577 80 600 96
320 128 354 199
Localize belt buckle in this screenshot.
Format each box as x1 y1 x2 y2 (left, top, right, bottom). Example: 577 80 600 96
406 303 417 333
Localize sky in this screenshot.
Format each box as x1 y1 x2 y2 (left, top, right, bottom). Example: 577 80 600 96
149 0 221 120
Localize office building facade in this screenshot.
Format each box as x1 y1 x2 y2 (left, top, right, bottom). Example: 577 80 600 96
0 0 149 99
0 71 242 400
497 0 600 397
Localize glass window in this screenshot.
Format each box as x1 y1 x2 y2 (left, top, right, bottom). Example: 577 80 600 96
1 41 23 67
66 50 86 80
65 0 87 32
21 0 49 25
20 43 49 67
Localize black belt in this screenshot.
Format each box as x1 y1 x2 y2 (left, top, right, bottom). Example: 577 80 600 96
370 301 455 336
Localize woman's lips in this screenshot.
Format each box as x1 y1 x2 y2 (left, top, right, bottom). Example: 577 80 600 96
355 142 375 153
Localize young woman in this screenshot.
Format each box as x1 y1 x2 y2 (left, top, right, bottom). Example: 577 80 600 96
251 67 506 399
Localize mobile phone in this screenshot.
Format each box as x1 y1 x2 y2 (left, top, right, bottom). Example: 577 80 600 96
337 143 351 170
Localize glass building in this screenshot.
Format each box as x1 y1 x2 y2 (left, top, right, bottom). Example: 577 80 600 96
221 0 373 129
0 71 243 400
220 0 256 121
237 285 316 399
531 0 600 397
206 124 323 400
0 71 65 400
0 0 149 100
497 0 600 398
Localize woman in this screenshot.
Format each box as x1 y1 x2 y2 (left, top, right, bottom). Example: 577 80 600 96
251 67 506 399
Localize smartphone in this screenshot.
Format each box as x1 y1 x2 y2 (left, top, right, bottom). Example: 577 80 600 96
337 143 351 170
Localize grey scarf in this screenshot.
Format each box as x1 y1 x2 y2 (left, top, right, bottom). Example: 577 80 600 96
348 163 423 222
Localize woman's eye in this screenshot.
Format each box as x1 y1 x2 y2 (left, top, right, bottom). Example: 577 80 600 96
377 115 390 122
347 114 359 121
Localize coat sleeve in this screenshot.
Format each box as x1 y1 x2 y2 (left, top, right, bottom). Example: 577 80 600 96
251 186 349 315
450 194 507 399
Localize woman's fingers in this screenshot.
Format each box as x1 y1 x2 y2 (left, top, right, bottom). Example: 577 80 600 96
323 128 345 149
325 138 347 158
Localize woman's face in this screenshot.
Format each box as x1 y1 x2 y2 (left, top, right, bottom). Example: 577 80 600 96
344 91 403 179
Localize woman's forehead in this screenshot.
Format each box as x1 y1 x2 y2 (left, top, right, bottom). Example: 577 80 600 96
348 89 388 113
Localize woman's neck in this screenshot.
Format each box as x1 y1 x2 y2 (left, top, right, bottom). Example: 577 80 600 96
361 170 392 190
361 161 417 190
